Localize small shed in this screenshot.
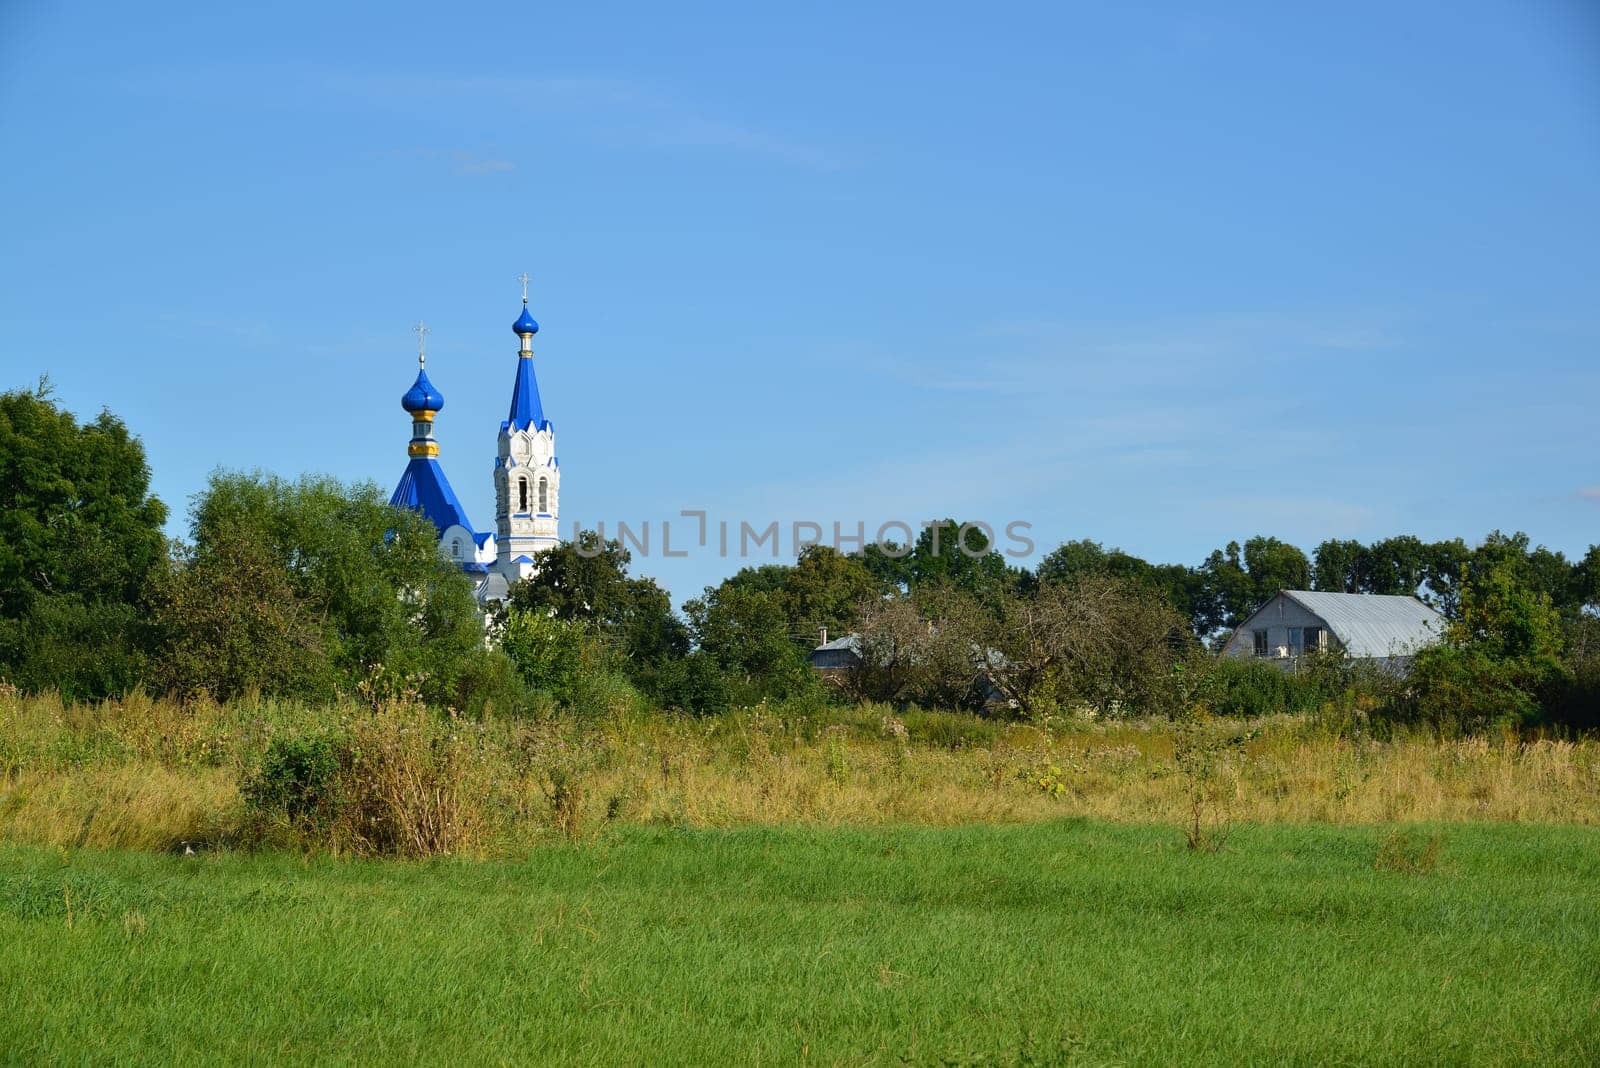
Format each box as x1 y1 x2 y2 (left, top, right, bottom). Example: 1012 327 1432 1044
1222 590 1443 670
809 633 864 673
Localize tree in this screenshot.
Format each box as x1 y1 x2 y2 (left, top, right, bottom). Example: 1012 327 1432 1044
859 518 1021 607
1036 539 1205 638
151 526 332 700
1576 545 1600 612
1241 536 1311 600
1034 539 1112 588
183 472 500 709
501 531 690 693
1312 539 1365 593
1363 535 1429 596
1194 542 1251 635
683 582 813 702
496 609 603 706
1421 538 1470 615
987 576 1191 719
1406 559 1570 733
0 383 168 696
909 585 993 710
693 545 884 651
1193 537 1311 636
848 595 929 704
782 545 884 640
499 534 635 626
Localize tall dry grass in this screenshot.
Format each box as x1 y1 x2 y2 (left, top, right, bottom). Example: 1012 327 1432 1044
2 686 1597 855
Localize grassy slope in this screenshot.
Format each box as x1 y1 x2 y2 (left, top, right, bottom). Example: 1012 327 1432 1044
2 822 1597 1066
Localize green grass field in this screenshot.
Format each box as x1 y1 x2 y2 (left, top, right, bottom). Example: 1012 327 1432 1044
3 821 1597 1065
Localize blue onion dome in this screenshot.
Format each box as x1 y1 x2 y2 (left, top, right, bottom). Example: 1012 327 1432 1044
401 369 445 413
513 303 540 336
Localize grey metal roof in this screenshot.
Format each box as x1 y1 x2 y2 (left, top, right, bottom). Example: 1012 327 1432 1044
814 633 862 653
1278 591 1443 658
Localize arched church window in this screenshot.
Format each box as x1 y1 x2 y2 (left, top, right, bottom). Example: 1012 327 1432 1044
518 477 528 512
538 477 549 513
451 538 461 558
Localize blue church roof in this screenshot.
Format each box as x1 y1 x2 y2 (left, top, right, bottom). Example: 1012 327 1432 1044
401 369 445 413
390 456 475 536
504 354 548 432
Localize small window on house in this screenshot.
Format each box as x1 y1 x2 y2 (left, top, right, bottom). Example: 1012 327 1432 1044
1304 626 1323 653
1253 630 1269 657
451 538 461 558
538 477 549 512
1288 627 1304 655
517 477 528 512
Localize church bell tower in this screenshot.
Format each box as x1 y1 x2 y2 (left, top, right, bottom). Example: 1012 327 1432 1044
494 276 560 581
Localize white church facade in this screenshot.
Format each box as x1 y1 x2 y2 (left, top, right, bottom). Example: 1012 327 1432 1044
388 284 560 604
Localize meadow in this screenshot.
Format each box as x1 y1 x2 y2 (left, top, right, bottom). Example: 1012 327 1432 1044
3 821 1599 1065
4 688 1600 1063
3 688 1599 855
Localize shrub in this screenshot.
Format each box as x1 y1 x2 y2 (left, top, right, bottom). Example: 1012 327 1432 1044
1210 659 1325 717
1384 559 1572 735
497 610 593 705
656 652 731 717
1398 646 1546 735
428 645 530 718
1173 721 1253 851
0 598 151 701
1018 762 1068 798
242 734 342 833
338 700 487 857
239 699 491 857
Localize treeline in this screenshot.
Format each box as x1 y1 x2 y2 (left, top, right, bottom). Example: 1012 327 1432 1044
2 385 1596 732
512 524 1597 732
1031 533 1596 635
0 385 513 708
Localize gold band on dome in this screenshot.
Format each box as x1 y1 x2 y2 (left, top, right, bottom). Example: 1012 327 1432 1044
408 441 440 458
411 410 438 420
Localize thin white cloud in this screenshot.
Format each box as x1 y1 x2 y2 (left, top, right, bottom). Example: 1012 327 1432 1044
1579 486 1600 502
643 114 843 171
451 151 514 175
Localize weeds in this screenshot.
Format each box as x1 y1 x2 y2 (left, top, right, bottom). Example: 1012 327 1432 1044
4 686 1600 856
1018 762 1068 798
1173 722 1254 852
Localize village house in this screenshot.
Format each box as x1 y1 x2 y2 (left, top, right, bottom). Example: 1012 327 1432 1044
1221 590 1443 671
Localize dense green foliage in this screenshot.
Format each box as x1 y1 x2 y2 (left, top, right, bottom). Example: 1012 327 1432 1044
498 533 688 699
152 472 517 711
3 822 1598 1064
1399 560 1576 734
0 383 168 697
2 388 1595 733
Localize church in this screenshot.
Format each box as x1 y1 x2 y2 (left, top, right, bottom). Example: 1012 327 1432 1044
388 283 560 604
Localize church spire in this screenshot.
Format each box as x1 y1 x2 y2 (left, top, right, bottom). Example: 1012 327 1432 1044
507 276 546 431
494 273 560 574
401 320 445 459
391 320 476 545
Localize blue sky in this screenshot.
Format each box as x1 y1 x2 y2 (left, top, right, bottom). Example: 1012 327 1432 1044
2 1 1596 601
